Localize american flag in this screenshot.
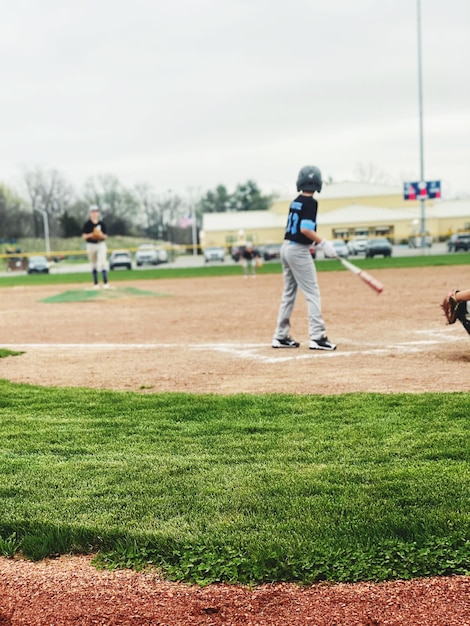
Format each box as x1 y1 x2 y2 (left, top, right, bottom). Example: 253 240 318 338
178 214 193 228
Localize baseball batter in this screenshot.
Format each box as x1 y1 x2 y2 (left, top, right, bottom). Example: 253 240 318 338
82 205 109 289
272 165 337 350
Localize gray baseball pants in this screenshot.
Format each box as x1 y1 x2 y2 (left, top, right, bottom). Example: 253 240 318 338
86 241 108 271
273 241 326 341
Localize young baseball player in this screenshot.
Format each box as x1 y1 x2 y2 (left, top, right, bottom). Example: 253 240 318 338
241 243 260 278
82 205 109 289
272 165 337 350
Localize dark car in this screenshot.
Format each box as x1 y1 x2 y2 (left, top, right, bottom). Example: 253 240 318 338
447 233 470 252
230 246 241 262
365 238 393 258
27 255 50 274
109 250 132 270
263 243 282 261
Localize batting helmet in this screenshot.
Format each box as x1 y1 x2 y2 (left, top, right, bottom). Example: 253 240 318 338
296 165 322 193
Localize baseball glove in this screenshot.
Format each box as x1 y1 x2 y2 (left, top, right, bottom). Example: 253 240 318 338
441 290 463 325
92 226 105 241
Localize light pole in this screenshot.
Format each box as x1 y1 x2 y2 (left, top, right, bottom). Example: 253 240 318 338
416 0 426 248
34 209 51 255
191 209 198 256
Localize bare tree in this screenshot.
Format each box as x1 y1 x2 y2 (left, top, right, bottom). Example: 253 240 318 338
156 190 184 243
133 182 160 235
0 183 32 240
82 174 139 235
353 163 395 186
22 167 74 238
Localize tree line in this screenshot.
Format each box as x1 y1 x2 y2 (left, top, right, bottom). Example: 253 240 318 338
0 168 274 245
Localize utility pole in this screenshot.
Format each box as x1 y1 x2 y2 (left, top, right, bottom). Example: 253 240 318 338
417 0 426 248
34 209 51 255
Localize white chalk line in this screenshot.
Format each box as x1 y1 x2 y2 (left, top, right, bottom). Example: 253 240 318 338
1 328 460 363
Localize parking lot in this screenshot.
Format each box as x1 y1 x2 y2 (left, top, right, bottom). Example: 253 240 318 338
0 241 458 278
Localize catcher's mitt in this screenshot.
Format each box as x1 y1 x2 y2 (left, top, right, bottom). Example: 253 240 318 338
441 290 463 325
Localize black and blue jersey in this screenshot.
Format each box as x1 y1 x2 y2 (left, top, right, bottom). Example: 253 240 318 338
283 195 318 245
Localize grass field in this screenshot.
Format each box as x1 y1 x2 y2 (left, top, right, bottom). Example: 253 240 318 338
0 257 469 585
0 383 469 584
1 252 469 288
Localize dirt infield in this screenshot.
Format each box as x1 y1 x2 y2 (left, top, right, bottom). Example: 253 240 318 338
1 265 469 394
1 265 470 624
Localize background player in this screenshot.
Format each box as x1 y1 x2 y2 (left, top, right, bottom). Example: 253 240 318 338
82 205 109 289
272 165 337 350
241 243 260 278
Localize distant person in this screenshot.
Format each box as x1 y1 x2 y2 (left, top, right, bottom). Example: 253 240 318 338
241 243 260 278
82 205 109 289
272 165 337 350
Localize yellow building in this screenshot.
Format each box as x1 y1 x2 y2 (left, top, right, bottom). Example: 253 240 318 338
269 181 423 214
200 182 470 249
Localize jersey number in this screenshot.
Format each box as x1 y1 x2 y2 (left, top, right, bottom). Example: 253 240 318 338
286 213 299 235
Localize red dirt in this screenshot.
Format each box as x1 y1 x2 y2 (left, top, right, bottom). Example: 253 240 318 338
0 556 469 626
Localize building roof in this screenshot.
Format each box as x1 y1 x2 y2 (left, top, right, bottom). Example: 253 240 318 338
320 205 416 225
202 210 286 232
318 199 470 224
425 199 470 219
201 199 470 235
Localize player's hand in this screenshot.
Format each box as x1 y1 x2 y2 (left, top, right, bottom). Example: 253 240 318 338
321 240 337 258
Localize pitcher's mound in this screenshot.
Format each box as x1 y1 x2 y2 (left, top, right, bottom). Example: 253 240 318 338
41 286 172 303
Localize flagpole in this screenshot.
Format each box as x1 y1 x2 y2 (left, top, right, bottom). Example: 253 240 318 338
417 0 426 248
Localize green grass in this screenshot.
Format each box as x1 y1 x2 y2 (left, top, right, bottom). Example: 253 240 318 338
0 253 469 288
0 380 468 584
0 349 24 358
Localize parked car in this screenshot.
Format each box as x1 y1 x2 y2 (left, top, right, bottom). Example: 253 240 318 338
203 246 225 263
230 246 241 262
27 255 50 274
263 243 282 261
347 237 368 256
255 245 266 260
135 244 168 266
324 240 349 259
447 233 470 252
109 250 132 270
365 237 393 258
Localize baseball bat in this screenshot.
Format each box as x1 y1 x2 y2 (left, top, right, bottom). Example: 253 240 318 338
338 257 384 294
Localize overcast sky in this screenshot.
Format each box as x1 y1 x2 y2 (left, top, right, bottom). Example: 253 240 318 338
1 0 469 200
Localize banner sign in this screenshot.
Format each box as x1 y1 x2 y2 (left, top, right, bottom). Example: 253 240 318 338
403 180 441 200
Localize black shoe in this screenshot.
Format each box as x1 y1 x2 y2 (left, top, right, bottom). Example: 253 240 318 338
272 337 300 348
309 337 336 351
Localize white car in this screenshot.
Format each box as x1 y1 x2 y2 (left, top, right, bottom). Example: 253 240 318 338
347 237 368 256
109 250 132 270
135 244 168 266
204 247 225 263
